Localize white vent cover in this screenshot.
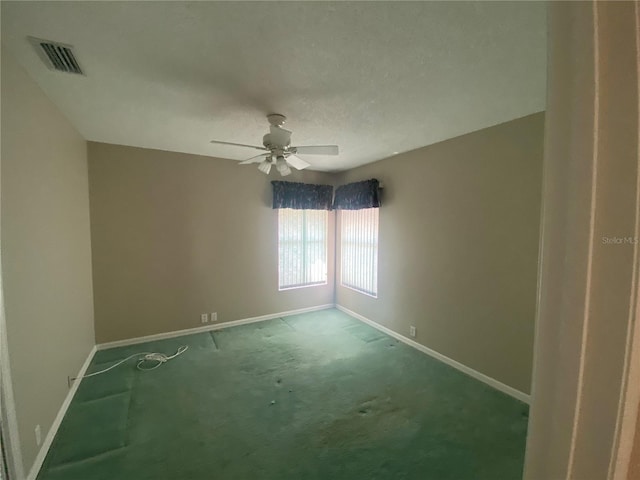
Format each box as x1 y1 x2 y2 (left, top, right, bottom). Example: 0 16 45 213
29 37 84 75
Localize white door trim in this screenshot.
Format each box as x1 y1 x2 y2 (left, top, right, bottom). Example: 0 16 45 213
524 2 640 478
0 255 25 479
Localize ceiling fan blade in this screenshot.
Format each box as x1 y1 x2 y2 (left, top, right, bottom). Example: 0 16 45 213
210 140 268 151
239 153 270 165
291 145 339 156
286 154 311 170
269 125 292 146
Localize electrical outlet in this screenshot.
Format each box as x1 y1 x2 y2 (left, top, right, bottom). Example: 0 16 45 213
35 424 42 446
409 326 417 338
200 313 208 324
211 312 217 322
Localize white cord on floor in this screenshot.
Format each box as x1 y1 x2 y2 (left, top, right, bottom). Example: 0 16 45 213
73 345 189 380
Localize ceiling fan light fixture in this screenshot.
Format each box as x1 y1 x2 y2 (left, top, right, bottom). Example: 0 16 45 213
257 159 272 174
276 156 292 176
280 166 292 176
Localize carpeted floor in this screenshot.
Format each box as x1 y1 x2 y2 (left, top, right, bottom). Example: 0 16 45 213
37 309 528 479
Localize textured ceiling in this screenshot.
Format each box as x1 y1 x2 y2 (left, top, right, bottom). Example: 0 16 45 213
1 1 546 171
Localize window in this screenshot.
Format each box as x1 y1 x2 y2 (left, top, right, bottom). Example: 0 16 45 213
278 209 328 289
340 208 379 297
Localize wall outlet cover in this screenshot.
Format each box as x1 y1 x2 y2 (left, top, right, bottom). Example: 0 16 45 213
35 424 42 446
211 312 217 322
409 326 417 338
200 313 208 324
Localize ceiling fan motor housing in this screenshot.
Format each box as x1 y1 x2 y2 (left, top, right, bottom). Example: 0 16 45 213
263 114 291 150
262 134 290 150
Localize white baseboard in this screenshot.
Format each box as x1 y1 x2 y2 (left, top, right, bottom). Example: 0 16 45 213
26 345 97 480
97 304 335 350
335 304 531 404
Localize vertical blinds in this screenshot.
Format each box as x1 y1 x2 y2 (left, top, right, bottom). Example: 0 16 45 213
278 209 328 289
341 208 379 297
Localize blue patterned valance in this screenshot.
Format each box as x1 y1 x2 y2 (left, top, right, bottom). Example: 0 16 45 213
333 179 381 210
271 181 334 210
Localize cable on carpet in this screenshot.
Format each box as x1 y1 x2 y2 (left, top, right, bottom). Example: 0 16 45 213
72 345 189 380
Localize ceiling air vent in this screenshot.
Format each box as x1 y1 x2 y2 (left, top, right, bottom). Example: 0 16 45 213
29 37 84 75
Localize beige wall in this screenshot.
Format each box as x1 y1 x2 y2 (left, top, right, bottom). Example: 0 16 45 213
1 50 95 474
334 113 544 395
88 143 335 343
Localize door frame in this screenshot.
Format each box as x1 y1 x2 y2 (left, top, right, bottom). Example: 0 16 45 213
524 2 640 479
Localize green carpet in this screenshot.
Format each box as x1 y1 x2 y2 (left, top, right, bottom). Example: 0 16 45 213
37 309 528 479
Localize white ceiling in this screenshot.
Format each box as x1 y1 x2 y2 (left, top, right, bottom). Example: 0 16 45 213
1 1 546 172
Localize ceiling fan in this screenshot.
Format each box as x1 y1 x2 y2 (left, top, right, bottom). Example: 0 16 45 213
210 114 339 176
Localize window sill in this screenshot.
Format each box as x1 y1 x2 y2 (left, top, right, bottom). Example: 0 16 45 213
279 281 328 292
340 284 378 299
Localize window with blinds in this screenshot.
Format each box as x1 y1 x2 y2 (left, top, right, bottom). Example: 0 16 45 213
340 208 379 297
278 209 328 290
